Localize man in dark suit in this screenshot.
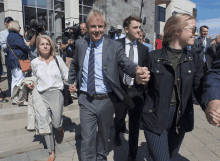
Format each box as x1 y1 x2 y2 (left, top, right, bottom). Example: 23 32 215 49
113 16 149 161
68 9 150 161
202 56 220 127
191 25 213 72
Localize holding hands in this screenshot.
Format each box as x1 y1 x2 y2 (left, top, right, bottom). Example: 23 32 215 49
69 82 78 94
136 66 150 85
205 100 220 127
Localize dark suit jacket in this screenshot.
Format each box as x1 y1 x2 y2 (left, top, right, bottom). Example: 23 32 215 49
202 56 220 108
68 36 138 108
116 38 149 92
191 37 213 69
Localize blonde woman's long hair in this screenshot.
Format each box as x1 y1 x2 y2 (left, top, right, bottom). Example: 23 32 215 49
163 13 195 46
36 35 55 57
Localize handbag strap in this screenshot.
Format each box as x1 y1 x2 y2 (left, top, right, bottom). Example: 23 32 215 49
54 56 64 80
7 43 19 61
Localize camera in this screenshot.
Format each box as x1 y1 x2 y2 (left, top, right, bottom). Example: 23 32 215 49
108 26 116 39
26 19 47 40
63 23 81 40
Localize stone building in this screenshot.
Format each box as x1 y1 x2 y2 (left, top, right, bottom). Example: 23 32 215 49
94 0 155 45
0 0 155 45
155 0 197 45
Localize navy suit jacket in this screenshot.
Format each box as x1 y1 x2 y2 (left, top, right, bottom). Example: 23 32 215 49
202 56 220 109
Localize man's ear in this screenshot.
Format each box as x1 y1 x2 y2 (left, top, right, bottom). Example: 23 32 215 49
124 27 129 34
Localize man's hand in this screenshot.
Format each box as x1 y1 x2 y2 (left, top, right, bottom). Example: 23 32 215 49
69 82 78 93
136 66 150 85
205 100 220 126
211 40 216 46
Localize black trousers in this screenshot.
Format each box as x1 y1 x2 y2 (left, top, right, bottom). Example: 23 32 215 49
5 55 11 96
114 87 144 159
144 105 185 161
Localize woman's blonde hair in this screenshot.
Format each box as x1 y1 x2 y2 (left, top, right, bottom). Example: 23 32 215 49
163 13 195 46
8 21 20 33
36 35 55 56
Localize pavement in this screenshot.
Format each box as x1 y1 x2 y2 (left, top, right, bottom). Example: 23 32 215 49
0 69 220 161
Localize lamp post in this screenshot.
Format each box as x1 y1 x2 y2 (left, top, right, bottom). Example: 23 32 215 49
140 0 144 17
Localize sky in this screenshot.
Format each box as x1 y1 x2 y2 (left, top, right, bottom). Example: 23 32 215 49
190 0 220 37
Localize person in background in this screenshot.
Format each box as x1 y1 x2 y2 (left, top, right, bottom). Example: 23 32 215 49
55 39 62 57
191 25 213 73
6 21 30 104
26 29 38 61
25 35 68 161
142 13 204 161
0 16 14 97
155 33 163 50
144 37 150 44
209 35 213 40
113 25 126 40
138 29 153 52
207 34 220 61
80 23 89 39
60 30 72 63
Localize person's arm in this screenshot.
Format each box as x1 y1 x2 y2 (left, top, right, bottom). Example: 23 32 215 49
68 42 79 85
57 56 69 82
117 43 150 84
60 39 71 50
15 34 30 52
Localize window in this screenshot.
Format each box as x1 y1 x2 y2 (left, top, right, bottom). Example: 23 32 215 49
37 0 53 9
22 0 35 7
22 0 65 42
158 6 165 22
79 0 94 23
0 3 4 32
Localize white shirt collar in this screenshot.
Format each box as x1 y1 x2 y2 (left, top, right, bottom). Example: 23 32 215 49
125 36 137 45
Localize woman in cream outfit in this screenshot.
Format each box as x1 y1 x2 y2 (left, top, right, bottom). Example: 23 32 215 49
25 35 68 161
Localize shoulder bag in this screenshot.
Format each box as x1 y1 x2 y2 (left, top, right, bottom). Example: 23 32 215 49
54 56 73 107
7 43 32 72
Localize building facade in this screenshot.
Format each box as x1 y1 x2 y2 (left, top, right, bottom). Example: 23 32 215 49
0 0 155 44
154 0 196 46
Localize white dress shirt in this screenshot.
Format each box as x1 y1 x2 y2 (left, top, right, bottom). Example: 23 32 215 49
31 56 69 92
123 37 138 85
0 29 9 55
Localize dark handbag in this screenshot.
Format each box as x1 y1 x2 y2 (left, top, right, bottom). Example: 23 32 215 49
7 43 32 72
54 56 73 107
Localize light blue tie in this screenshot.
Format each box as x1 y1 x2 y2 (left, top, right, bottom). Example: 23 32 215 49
87 43 96 97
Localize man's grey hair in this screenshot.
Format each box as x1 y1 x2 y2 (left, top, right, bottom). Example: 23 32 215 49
8 21 20 33
86 8 106 25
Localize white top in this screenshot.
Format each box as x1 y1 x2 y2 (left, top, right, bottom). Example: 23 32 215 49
123 37 138 85
31 56 69 92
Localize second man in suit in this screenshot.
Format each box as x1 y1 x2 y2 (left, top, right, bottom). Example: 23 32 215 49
114 16 149 161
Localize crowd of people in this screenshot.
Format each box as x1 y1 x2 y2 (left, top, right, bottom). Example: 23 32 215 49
1 8 220 161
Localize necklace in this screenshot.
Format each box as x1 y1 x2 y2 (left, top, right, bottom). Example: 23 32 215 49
169 47 183 60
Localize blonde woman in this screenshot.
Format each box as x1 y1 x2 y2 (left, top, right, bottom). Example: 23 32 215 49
141 13 204 160
6 21 30 97
25 35 68 161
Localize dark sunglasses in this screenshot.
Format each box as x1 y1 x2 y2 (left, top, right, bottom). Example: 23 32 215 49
183 27 197 34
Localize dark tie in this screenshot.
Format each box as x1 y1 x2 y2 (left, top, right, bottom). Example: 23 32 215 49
87 43 96 97
124 42 134 85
